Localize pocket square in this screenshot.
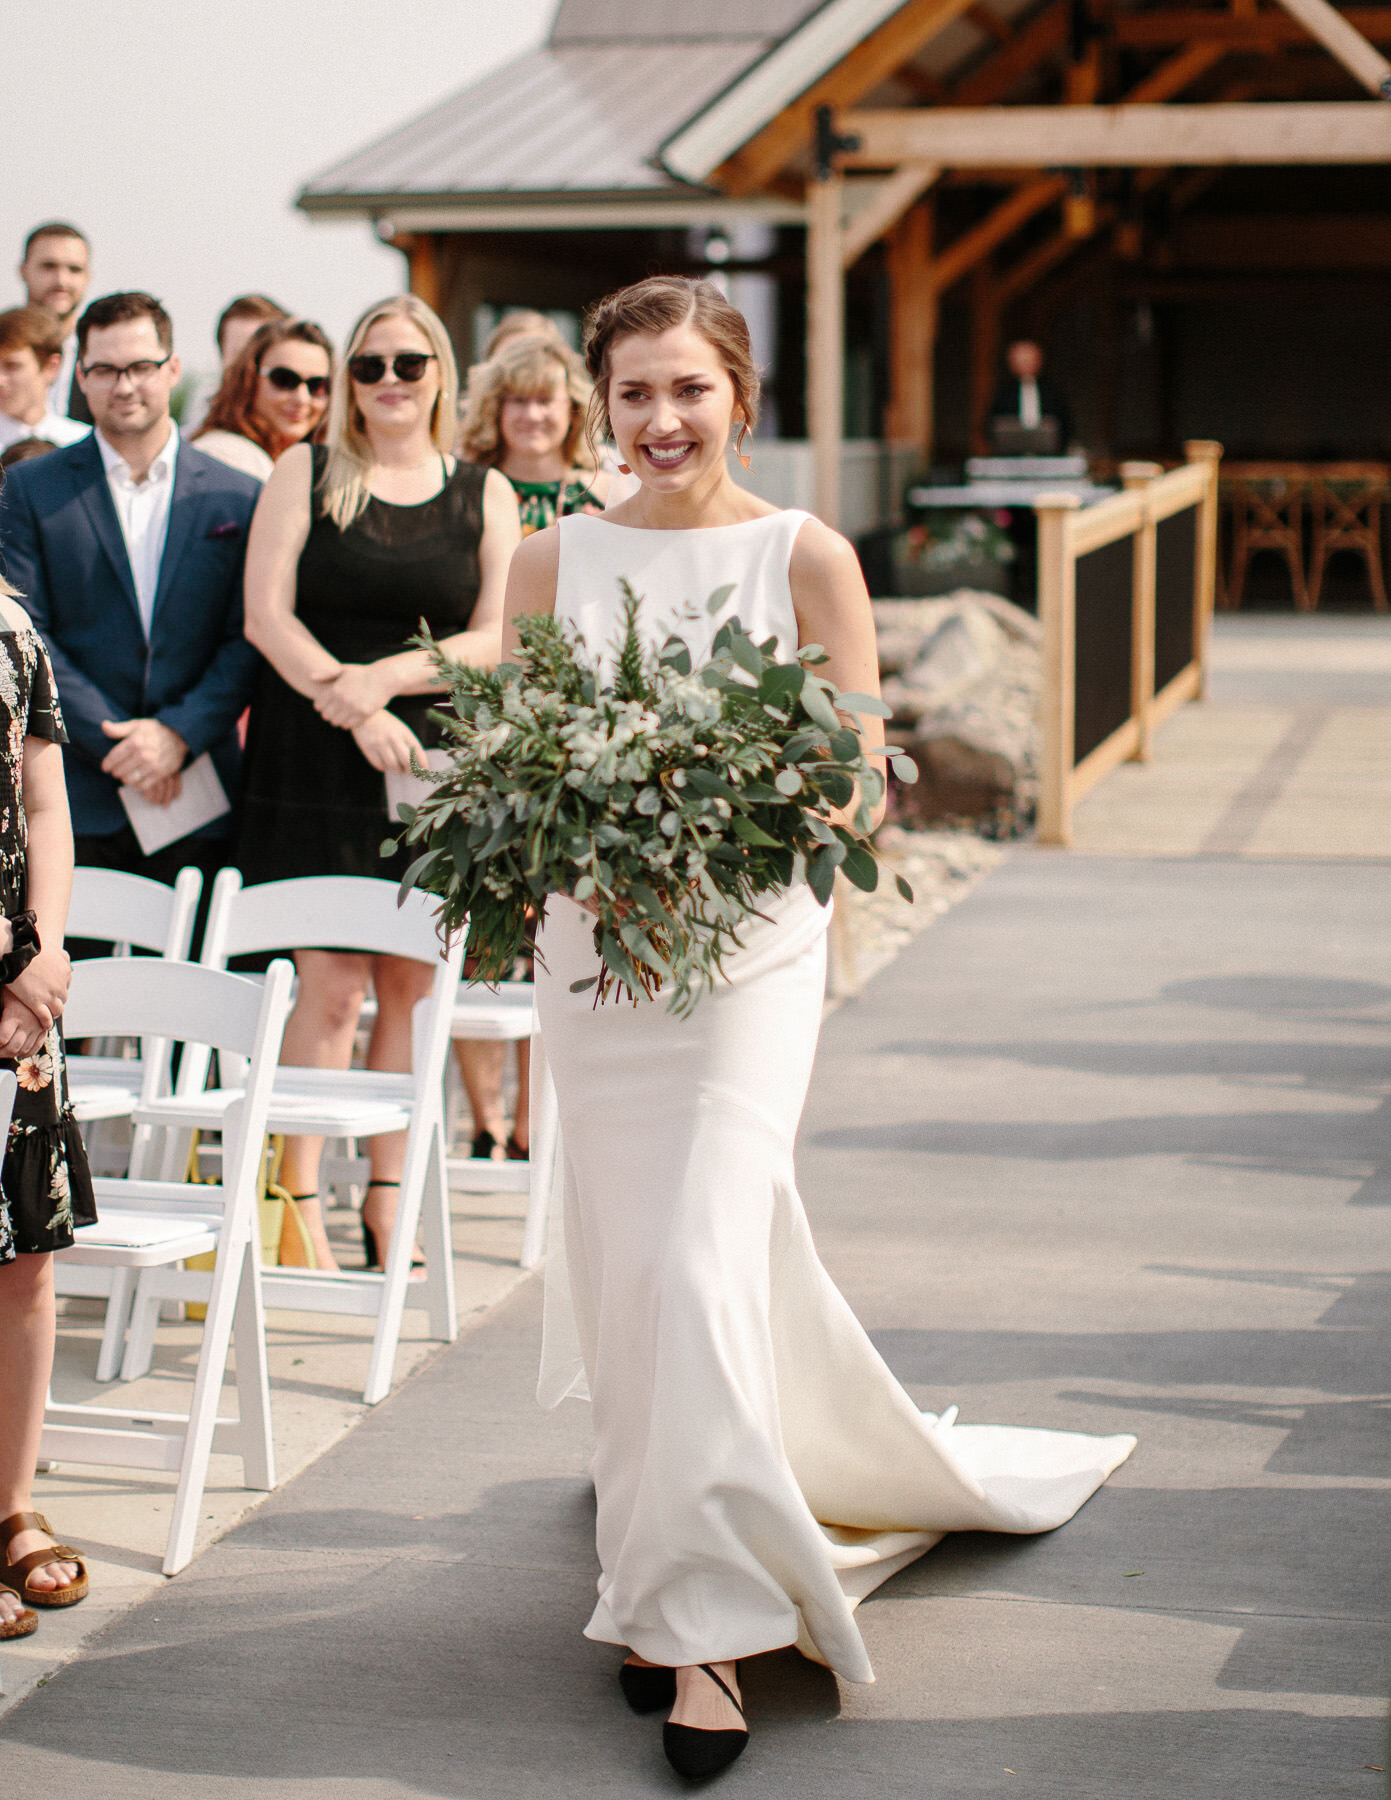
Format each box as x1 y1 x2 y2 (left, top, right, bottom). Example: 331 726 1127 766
206 520 242 540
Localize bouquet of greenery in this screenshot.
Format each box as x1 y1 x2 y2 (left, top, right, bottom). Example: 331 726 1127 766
388 584 916 1015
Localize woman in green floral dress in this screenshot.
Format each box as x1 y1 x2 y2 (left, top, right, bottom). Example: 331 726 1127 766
454 333 610 1156
0 580 95 1640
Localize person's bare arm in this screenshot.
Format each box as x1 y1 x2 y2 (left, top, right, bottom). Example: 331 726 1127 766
788 518 887 831
314 468 521 727
3 735 73 1045
501 524 560 660
242 444 340 697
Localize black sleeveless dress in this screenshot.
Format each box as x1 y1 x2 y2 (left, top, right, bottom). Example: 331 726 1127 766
239 449 485 886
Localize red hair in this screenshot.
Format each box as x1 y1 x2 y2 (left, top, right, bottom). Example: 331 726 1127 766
192 317 333 460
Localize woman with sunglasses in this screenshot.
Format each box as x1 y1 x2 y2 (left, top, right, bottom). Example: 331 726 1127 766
192 317 333 479
241 295 520 1271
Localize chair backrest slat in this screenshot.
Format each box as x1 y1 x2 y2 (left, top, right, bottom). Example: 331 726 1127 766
201 871 445 968
66 866 202 958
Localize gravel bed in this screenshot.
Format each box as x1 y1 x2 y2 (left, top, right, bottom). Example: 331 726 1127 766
828 825 1006 1003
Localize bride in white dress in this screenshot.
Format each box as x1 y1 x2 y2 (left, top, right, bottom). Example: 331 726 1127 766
503 277 1135 1781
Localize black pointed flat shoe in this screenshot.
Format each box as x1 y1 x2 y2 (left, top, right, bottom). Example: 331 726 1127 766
618 1658 677 1714
663 1663 748 1781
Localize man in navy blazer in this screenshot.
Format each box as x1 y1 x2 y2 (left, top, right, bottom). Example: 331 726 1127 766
0 291 259 889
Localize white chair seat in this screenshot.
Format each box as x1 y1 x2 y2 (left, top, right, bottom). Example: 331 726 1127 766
70 1077 148 1124
64 1211 220 1266
136 1064 415 1136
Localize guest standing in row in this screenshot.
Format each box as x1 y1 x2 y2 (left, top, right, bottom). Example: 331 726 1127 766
193 317 333 479
450 333 606 1158
0 293 259 896
241 295 519 1271
182 295 290 436
0 308 90 454
16 223 92 425
0 531 95 1638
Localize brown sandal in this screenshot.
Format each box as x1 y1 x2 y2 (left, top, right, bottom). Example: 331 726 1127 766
0 1511 89 1608
0 1578 37 1639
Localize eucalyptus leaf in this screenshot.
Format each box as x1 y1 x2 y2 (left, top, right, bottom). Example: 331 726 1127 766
834 691 892 718
891 754 920 783
894 873 915 903
841 845 878 892
705 582 737 615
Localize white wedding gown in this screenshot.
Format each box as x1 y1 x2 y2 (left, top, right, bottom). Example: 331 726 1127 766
533 510 1134 1683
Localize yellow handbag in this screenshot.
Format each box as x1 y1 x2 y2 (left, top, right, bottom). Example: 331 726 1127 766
184 1131 316 1317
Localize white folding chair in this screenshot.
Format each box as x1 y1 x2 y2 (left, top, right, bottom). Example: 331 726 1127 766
126 870 465 1405
43 957 293 1575
63 864 203 1125
59 865 204 1379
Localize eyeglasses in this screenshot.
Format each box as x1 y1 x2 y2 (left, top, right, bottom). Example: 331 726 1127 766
263 365 330 398
348 351 436 385
80 355 172 387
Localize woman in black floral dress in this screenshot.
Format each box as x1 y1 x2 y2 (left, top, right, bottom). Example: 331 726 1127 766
0 583 95 1640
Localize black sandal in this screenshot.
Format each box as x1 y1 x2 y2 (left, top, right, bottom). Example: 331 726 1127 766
663 1663 747 1781
360 1180 422 1272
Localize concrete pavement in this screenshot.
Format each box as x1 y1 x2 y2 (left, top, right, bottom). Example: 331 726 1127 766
2 841 1386 1796
1 613 1387 1795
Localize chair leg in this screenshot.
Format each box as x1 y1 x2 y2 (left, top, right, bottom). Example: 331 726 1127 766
1367 546 1389 612
1304 540 1324 612
362 1146 425 1407
163 1232 254 1575
229 1245 275 1492
120 1270 163 1382
419 1122 457 1344
94 1266 137 1382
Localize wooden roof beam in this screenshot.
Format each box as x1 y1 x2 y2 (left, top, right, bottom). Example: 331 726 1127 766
840 161 942 265
949 0 1067 105
929 44 1227 295
931 176 1066 291
840 100 1391 164
1268 0 1391 92
714 0 979 195
1115 8 1391 46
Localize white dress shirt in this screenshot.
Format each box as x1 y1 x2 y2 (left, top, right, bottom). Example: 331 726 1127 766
0 407 90 452
96 422 180 637
1018 377 1042 429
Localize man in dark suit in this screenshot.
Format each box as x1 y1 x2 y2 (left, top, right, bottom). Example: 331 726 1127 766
0 291 260 892
989 339 1073 452
18 222 93 425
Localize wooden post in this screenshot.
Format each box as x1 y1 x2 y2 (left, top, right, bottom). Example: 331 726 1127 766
1035 494 1082 846
401 233 441 312
885 198 935 464
1121 461 1163 760
807 171 845 527
969 260 1000 456
1183 439 1224 697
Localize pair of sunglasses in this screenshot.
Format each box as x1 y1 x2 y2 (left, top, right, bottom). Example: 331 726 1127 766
263 366 330 397
348 351 436 385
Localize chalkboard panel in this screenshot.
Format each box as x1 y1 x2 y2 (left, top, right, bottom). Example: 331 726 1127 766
1155 506 1199 694
1073 535 1134 765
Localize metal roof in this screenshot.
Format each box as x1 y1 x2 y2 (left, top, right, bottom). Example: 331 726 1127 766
550 0 816 42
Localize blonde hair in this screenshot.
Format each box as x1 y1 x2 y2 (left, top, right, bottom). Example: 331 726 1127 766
319 294 459 530
483 309 564 359
582 276 760 463
459 334 596 472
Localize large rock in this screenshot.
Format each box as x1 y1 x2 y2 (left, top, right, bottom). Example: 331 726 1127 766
873 592 1040 834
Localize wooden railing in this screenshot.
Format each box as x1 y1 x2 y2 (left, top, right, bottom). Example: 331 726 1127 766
1035 439 1222 846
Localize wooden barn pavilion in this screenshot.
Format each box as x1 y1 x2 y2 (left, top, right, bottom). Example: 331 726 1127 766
299 0 1391 554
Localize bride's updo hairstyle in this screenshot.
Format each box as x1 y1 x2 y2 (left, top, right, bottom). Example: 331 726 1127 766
582 276 760 463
